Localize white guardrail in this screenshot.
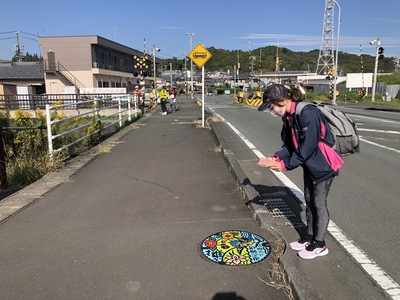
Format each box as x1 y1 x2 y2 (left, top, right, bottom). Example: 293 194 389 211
45 94 138 156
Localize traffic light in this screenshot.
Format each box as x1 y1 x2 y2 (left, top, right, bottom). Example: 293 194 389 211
378 47 384 59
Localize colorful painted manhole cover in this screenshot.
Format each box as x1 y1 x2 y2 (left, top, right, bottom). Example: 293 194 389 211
199 230 271 266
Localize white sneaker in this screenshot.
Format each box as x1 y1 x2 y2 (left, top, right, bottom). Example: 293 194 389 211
290 240 309 251
298 243 329 259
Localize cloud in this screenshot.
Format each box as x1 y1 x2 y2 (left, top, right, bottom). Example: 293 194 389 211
159 26 184 30
370 18 400 24
234 33 400 51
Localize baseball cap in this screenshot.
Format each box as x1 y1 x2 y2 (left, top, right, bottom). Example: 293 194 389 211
257 84 290 111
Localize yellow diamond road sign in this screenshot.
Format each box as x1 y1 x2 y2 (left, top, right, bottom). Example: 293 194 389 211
188 43 212 68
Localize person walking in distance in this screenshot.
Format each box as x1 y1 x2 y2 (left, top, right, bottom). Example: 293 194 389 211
257 84 344 259
131 86 144 114
158 86 169 115
169 86 177 112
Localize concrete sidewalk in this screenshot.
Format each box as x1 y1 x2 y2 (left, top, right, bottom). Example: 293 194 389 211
0 96 388 299
0 97 285 299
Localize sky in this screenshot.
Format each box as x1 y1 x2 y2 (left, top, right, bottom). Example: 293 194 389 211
1 0 400 62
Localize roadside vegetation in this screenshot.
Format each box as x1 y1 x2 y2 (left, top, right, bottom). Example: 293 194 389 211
161 46 396 74
1 105 141 190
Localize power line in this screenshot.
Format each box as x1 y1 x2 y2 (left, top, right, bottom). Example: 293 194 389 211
19 30 39 37
0 31 18 35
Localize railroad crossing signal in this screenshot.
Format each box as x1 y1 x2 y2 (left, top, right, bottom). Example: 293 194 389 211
188 43 212 68
133 55 149 77
133 55 149 68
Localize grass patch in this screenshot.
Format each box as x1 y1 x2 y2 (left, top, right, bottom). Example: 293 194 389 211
258 240 294 300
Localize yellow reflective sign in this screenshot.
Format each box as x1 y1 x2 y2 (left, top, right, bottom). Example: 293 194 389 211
188 43 212 68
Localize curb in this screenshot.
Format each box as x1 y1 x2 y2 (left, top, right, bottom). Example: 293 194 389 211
208 118 309 300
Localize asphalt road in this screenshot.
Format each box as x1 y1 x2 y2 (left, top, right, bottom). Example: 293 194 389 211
204 94 400 288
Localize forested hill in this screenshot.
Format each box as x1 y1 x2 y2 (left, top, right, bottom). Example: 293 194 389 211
161 46 396 74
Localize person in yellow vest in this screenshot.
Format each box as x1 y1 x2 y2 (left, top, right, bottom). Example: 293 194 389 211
157 86 169 115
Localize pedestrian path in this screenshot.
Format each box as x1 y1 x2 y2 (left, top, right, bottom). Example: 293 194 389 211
0 97 287 299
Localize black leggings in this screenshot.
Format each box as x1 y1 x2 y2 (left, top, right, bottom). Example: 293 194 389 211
303 171 335 242
161 101 167 112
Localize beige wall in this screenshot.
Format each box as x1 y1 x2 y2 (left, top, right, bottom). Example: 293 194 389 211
39 36 95 71
38 36 158 94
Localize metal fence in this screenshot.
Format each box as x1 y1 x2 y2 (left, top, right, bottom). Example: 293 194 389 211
45 94 138 156
312 83 399 99
0 93 128 111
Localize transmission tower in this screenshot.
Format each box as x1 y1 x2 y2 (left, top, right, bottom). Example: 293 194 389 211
316 0 335 75
15 31 24 62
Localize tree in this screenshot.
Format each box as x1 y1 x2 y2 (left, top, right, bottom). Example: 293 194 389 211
11 52 41 62
161 47 396 74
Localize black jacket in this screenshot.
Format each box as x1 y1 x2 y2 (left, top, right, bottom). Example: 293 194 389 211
275 102 343 184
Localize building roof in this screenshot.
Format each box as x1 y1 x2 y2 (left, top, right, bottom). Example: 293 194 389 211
0 62 44 80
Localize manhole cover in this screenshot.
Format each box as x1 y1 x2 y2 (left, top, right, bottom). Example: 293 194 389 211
199 230 271 266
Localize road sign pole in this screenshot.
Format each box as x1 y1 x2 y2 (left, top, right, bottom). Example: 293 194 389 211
186 43 212 128
202 66 205 127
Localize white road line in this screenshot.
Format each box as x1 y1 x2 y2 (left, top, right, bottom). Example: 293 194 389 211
210 107 400 299
348 113 400 125
358 128 400 135
360 138 400 154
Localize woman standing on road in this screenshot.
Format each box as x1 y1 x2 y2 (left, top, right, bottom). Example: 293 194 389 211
157 86 169 115
257 84 344 259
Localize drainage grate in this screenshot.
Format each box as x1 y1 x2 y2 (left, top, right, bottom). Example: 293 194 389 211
260 198 296 218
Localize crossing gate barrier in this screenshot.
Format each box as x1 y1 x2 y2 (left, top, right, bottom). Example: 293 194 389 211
233 91 244 104
245 98 263 107
244 91 262 107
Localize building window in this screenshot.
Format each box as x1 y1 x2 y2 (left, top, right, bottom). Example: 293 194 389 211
103 81 109 87
98 81 102 87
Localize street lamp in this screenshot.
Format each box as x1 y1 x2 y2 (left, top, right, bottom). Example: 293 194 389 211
370 38 380 102
332 0 341 105
152 45 161 99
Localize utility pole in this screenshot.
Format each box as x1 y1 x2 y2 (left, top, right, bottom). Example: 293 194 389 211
170 62 173 87
275 42 280 80
142 39 146 85
371 38 381 102
248 37 251 91
187 33 195 98
234 65 237 99
258 48 262 90
237 50 241 92
152 44 161 100
184 55 188 94
360 44 366 100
